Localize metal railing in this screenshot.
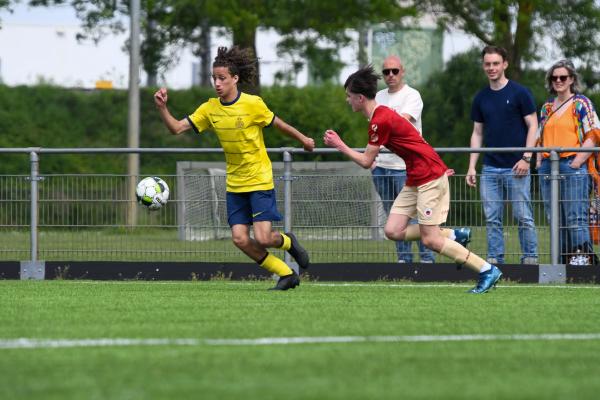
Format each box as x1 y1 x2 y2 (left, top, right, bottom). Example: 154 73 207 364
1 146 597 269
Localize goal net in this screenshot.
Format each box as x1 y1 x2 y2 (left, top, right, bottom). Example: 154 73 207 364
176 161 387 241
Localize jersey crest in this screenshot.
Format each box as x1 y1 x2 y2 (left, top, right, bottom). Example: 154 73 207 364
370 124 379 142
235 117 244 129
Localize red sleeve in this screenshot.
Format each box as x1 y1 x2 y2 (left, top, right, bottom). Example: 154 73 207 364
368 113 389 147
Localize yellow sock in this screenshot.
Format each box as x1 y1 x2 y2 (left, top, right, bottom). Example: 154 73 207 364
260 253 293 276
278 233 291 251
439 238 486 272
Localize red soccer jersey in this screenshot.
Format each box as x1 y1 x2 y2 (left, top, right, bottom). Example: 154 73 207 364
368 105 448 186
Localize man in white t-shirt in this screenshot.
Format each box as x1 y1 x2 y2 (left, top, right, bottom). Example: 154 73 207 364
372 55 435 263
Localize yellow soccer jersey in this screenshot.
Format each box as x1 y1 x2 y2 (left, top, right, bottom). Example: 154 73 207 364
186 92 276 192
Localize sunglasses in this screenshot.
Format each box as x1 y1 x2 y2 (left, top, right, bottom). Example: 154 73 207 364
551 75 571 82
382 68 400 76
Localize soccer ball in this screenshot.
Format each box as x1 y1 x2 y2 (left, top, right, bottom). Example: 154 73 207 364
136 176 170 210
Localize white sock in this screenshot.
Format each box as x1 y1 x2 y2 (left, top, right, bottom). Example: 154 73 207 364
479 263 492 273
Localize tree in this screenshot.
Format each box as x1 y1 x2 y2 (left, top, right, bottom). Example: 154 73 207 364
269 0 416 85
29 0 416 89
29 0 175 86
160 0 416 89
0 0 16 27
160 0 219 87
418 0 600 80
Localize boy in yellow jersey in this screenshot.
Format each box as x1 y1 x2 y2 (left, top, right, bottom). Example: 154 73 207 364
154 46 315 290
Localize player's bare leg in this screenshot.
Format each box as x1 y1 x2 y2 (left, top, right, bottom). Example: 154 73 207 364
383 213 411 241
386 220 502 294
231 223 298 290
253 221 310 269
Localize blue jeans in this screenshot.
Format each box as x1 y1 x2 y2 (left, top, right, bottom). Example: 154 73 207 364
539 158 591 260
372 166 435 263
480 165 538 263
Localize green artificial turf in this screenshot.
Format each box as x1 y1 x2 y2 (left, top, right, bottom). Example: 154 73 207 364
0 225 556 263
1 280 599 399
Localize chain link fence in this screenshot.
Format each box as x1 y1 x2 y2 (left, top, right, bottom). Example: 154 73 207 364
0 147 597 265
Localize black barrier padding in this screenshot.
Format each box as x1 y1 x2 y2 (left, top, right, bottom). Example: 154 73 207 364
0 262 20 279
35 262 540 283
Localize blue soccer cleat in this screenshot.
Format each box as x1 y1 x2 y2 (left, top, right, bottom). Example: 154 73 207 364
468 265 503 294
454 227 472 248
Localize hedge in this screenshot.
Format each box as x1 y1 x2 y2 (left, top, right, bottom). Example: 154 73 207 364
1 51 598 175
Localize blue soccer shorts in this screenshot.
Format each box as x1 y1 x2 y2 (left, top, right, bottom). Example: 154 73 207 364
226 189 283 226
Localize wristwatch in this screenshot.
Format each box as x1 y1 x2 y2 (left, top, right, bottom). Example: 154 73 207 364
522 155 532 163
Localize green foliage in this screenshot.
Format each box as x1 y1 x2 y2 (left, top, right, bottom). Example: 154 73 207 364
419 0 600 79
418 49 487 172
2 50 599 175
419 48 560 173
262 84 367 162
0 83 367 173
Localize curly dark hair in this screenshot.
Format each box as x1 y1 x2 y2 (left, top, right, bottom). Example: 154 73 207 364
213 46 258 85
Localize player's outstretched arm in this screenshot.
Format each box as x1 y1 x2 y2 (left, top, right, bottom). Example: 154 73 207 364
153 88 191 135
272 117 315 151
323 129 379 169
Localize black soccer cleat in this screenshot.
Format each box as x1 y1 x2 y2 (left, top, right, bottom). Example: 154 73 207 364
285 232 310 269
269 272 300 291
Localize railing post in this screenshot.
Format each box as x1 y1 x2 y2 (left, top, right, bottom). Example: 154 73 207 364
282 150 295 271
549 151 561 266
21 150 45 280
30 151 39 262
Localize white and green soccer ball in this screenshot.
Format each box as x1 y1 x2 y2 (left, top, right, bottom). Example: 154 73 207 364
136 176 170 211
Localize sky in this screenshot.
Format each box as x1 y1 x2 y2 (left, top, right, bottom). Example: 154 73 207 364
0 3 204 88
0 3 479 89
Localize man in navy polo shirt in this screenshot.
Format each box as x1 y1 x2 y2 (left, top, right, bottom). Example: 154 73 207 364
466 45 539 265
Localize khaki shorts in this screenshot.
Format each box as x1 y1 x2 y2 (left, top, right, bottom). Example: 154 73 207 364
390 174 449 225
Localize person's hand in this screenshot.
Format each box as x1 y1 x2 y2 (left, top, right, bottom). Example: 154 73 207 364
323 129 344 149
512 159 530 177
302 136 315 152
569 160 582 169
466 167 477 187
154 88 168 108
445 169 455 177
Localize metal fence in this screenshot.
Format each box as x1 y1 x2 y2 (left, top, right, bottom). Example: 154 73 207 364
1 147 597 267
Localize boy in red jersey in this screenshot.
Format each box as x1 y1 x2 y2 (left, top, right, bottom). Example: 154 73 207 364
324 65 502 293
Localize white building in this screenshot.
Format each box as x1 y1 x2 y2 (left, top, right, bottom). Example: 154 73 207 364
0 4 478 89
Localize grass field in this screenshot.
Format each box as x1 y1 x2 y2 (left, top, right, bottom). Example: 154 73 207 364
1 280 600 399
0 225 556 263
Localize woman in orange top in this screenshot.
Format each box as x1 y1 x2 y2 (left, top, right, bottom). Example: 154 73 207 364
537 59 600 265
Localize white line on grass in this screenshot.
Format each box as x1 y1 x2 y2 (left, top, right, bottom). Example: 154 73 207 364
310 283 600 289
204 333 600 346
2 333 600 349
69 281 600 289
0 338 199 349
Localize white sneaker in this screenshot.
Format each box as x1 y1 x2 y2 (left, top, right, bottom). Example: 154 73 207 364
569 254 591 266
522 257 538 265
